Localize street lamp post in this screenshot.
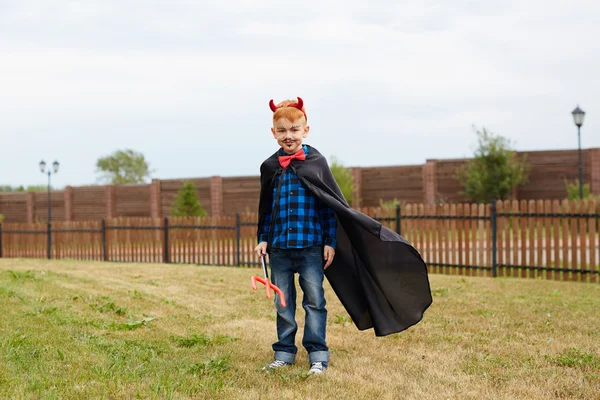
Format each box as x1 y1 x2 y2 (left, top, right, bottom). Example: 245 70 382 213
571 106 586 200
39 160 59 259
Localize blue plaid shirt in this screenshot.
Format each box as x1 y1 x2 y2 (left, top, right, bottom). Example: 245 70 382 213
259 145 337 249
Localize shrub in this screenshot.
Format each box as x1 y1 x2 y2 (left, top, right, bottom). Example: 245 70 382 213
330 156 354 206
171 182 206 217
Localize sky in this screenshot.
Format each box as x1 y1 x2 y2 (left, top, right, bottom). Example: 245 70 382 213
1 0 599 189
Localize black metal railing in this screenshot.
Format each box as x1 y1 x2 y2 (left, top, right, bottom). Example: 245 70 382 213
0 203 598 279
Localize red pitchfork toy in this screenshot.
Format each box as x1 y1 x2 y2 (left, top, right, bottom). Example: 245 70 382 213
251 255 286 307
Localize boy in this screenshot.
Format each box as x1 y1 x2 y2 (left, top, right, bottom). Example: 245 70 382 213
255 97 335 375
256 97 433 375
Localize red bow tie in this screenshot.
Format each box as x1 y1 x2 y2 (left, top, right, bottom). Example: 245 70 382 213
278 148 306 169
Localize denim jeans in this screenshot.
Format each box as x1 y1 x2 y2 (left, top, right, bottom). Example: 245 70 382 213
268 246 329 365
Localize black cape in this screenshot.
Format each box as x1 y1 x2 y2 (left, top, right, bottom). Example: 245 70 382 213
258 145 432 336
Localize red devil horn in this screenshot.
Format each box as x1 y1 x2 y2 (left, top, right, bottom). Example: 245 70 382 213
292 97 307 121
269 99 278 112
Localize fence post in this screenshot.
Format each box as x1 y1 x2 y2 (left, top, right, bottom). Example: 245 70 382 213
0 223 3 258
163 216 169 263
235 213 241 266
395 203 401 235
490 200 498 278
47 222 52 260
101 219 107 261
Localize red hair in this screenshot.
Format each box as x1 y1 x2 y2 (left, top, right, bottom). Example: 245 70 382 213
269 97 307 124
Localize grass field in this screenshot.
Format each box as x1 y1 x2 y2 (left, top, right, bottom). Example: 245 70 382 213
1 259 599 400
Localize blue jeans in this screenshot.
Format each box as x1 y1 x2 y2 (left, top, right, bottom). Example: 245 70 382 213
268 246 329 365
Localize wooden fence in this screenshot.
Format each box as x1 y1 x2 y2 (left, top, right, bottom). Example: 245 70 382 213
1 200 598 283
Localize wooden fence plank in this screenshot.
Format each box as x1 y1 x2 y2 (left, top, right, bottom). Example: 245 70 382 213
569 201 578 281
469 203 477 274
579 201 588 283
561 200 569 282
442 204 449 275
527 200 536 278
484 203 491 277
463 203 471 276
449 204 456 275
456 204 463 276
510 200 518 278
519 200 527 278
589 201 597 283
496 201 503 277
479 203 487 277
543 200 551 280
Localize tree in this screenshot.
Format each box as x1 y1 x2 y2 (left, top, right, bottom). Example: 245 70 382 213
0 185 47 192
96 149 152 184
0 185 25 192
330 156 354 206
455 127 530 203
25 185 48 192
171 182 206 217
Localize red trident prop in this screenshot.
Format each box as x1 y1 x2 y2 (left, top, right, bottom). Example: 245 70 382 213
251 255 286 307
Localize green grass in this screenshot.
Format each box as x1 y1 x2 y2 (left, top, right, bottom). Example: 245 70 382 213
0 258 599 399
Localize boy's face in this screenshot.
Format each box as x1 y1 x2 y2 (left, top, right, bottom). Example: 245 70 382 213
271 117 310 155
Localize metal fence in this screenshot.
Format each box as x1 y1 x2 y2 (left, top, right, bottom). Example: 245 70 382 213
1 200 599 282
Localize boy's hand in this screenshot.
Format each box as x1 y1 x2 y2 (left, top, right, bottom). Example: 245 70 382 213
324 246 335 269
255 242 268 257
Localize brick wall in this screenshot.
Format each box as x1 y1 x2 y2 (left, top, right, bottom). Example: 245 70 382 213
425 148 600 203
591 148 600 195
434 159 468 203
1 147 599 222
72 186 106 221
115 184 151 217
517 149 592 199
34 191 65 222
360 165 424 206
222 176 261 214
0 193 28 223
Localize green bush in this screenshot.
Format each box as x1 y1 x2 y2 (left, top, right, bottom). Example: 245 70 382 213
455 127 530 203
564 179 592 200
330 156 354 206
379 198 401 211
171 182 206 217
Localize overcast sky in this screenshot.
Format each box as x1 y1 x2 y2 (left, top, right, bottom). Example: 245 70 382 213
1 0 598 189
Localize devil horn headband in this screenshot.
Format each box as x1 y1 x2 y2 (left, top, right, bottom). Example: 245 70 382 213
269 97 307 121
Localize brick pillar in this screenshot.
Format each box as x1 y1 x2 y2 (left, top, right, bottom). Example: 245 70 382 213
211 176 223 216
351 167 362 208
150 179 162 218
105 185 116 219
27 192 35 223
590 148 600 196
423 160 438 205
64 186 73 221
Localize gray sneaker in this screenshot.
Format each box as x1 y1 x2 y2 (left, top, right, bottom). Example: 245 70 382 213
308 362 326 375
262 360 292 371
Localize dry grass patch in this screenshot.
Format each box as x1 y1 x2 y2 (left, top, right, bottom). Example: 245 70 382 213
0 258 599 399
